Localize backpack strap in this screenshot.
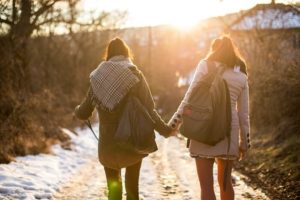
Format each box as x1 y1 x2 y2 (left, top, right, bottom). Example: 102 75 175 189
206 60 218 79
207 60 232 191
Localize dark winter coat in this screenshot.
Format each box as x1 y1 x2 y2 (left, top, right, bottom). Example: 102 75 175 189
74 66 171 170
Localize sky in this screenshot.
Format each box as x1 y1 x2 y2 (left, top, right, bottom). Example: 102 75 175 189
81 0 295 28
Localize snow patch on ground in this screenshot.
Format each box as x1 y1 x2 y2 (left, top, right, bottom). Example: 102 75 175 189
0 126 99 200
0 126 270 200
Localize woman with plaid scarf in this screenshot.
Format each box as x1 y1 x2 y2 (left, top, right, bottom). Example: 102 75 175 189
74 38 172 200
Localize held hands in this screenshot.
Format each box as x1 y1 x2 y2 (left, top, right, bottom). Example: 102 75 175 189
168 113 183 137
169 129 180 137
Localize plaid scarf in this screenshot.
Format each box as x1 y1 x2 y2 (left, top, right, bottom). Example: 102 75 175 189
90 56 140 111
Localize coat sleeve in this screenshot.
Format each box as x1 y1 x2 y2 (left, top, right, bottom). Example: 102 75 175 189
133 70 172 137
237 80 250 151
74 86 96 120
169 60 208 129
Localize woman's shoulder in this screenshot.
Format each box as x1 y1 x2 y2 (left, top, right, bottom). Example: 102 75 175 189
233 66 248 81
200 59 222 71
223 67 248 87
194 59 209 75
129 65 142 78
199 59 209 67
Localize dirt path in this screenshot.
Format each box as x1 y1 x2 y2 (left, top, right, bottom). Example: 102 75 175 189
54 136 269 200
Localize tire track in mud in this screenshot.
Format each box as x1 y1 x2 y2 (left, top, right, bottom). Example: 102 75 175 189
151 153 185 199
150 137 194 200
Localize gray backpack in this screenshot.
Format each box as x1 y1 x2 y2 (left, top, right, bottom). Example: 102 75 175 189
182 60 232 146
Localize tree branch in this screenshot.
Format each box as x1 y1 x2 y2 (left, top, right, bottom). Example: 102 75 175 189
32 0 63 25
12 0 17 25
35 17 61 27
0 17 13 26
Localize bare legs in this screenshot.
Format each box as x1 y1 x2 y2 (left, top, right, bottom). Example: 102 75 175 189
104 161 142 200
217 159 234 200
195 158 234 200
195 158 216 200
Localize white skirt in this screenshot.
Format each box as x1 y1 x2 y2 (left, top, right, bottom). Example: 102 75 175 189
189 126 240 160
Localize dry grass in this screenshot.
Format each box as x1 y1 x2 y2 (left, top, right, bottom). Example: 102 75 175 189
0 89 72 163
232 32 300 199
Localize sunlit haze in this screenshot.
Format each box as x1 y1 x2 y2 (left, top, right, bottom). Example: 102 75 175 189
82 0 294 28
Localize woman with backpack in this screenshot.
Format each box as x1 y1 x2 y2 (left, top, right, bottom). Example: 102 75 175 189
170 36 250 200
74 38 172 200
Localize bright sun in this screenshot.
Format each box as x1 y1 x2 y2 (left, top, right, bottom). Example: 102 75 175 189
127 0 218 28
165 9 205 31
156 1 214 30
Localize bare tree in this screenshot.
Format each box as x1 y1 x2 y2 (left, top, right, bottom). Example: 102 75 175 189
0 0 69 92
0 0 126 93
228 4 300 131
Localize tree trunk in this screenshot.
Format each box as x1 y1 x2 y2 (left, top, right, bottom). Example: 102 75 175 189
9 0 34 92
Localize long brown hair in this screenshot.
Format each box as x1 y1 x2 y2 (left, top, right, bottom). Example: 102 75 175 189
206 36 237 68
105 37 133 61
211 38 222 51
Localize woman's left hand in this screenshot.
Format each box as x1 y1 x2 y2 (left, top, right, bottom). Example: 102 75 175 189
239 147 247 161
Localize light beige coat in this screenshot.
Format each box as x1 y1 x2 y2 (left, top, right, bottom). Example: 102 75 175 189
173 60 250 159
